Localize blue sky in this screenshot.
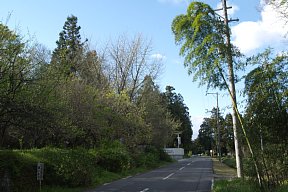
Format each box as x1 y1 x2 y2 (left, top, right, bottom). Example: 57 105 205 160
1 0 287 139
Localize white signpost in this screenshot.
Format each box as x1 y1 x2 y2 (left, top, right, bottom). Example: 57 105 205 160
37 162 44 191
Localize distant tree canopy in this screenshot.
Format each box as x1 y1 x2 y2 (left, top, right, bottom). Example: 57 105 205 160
196 108 232 156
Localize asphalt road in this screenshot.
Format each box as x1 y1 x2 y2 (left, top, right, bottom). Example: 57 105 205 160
88 156 213 192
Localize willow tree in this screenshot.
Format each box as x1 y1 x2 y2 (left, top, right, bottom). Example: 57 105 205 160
171 1 244 177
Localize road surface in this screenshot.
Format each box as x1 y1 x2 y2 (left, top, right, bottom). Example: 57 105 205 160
87 156 213 192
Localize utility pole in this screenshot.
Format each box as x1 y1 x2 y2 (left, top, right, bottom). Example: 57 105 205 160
207 92 221 162
219 0 242 178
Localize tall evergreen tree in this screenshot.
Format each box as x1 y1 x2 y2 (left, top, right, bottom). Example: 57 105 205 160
162 86 193 153
51 15 86 77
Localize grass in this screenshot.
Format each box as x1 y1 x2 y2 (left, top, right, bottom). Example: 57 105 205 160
213 179 288 192
222 157 236 169
213 179 261 192
212 158 236 180
275 183 288 192
42 186 83 192
213 157 288 192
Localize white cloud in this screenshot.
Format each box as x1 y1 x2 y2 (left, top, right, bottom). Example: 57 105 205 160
151 53 166 60
231 2 288 54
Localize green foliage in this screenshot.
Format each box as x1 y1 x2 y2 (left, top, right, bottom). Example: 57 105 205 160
0 18 173 153
244 49 288 186
213 179 261 192
158 148 173 162
162 86 192 152
0 148 98 191
198 117 214 152
31 148 96 187
0 150 38 192
51 15 86 77
131 146 172 169
0 23 35 147
275 183 288 192
0 17 180 190
171 2 242 89
137 77 178 148
96 141 132 172
42 186 82 192
0 145 174 191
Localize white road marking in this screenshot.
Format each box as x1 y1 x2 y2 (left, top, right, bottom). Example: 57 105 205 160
187 163 191 165
179 166 185 171
103 183 110 186
140 188 149 192
211 178 214 191
163 173 175 180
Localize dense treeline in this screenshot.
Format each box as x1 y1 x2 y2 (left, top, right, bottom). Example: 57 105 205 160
0 15 192 151
0 15 194 191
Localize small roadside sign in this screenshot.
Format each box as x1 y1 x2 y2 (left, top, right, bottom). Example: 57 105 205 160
37 162 44 191
37 162 44 181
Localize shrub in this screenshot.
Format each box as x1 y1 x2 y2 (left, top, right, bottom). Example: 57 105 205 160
159 148 173 162
0 150 38 192
131 146 172 168
0 148 98 191
96 141 131 172
29 147 96 187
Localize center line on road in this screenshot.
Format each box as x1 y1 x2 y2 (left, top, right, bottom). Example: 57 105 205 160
140 188 149 192
179 166 185 171
163 173 175 180
187 163 191 165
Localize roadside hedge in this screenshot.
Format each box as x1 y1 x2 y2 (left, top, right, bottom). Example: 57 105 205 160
0 143 172 191
0 148 97 191
0 150 38 192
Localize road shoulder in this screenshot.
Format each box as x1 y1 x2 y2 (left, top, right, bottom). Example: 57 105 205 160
212 158 236 180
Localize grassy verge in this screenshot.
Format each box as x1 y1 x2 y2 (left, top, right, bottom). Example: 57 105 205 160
213 179 288 192
212 157 288 192
222 157 236 169
212 158 236 180
275 183 288 192
213 179 260 192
